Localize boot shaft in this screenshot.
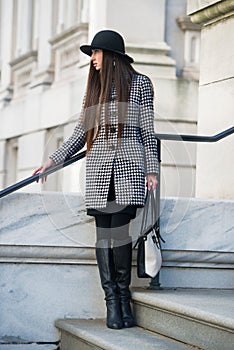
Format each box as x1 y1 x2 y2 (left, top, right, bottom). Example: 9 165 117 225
95 240 118 300
112 241 132 298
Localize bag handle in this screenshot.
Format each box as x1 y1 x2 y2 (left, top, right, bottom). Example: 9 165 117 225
140 188 156 235
140 189 149 234
134 188 165 249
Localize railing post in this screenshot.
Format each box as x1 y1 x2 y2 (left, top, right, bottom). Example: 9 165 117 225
149 138 162 290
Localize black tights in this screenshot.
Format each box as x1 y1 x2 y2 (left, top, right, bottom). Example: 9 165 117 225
94 213 132 244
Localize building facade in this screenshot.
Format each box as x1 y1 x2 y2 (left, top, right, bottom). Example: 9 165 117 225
0 0 206 199
0 1 234 346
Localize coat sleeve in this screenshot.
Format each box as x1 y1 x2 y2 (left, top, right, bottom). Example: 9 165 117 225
139 75 159 175
49 119 86 165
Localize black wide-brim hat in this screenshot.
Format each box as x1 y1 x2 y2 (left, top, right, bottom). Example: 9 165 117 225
80 30 134 63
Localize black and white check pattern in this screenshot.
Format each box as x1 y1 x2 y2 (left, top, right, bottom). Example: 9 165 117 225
50 74 159 208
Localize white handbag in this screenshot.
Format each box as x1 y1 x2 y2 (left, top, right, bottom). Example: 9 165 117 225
134 189 163 278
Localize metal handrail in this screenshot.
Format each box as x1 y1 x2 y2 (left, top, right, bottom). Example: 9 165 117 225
0 151 86 199
0 126 233 199
156 126 234 142
1 125 234 290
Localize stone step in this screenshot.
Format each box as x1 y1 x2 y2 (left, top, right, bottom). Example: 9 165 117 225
0 345 57 350
55 319 201 350
132 288 234 350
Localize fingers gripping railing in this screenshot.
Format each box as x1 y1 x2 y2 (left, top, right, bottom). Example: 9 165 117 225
0 150 86 198
0 126 233 199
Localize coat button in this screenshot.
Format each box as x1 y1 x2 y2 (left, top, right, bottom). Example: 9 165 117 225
110 126 116 133
110 144 116 151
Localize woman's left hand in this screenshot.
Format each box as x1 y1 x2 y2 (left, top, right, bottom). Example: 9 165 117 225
146 173 158 191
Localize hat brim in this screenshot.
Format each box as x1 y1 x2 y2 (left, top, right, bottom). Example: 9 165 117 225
80 45 134 63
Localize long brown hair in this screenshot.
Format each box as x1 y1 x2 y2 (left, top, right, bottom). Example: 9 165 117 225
82 50 137 152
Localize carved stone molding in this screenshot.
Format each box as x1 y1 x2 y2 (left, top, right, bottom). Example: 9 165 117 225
49 23 88 82
177 16 201 81
126 43 176 79
177 15 201 31
1 244 234 270
0 85 13 107
9 51 38 98
188 0 234 25
29 67 55 91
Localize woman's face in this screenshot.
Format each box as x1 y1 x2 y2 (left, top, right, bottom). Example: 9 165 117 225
91 49 103 71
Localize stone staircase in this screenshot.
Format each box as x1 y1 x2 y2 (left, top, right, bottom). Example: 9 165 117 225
53 195 234 350
55 288 234 350
1 193 234 349
132 288 234 350
56 319 197 350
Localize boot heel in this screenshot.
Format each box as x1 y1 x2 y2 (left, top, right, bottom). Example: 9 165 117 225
120 299 135 328
106 299 123 329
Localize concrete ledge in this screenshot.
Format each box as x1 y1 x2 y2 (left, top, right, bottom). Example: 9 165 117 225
132 288 234 350
0 346 57 350
1 245 234 270
0 263 106 343
188 0 234 25
159 197 234 252
0 344 57 350
1 193 234 289
0 191 95 247
162 249 234 268
0 245 96 264
132 289 234 330
55 319 195 350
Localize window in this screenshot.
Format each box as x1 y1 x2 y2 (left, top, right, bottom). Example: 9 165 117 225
14 0 34 57
54 0 83 36
43 126 64 191
10 0 38 97
5 138 18 187
50 0 88 82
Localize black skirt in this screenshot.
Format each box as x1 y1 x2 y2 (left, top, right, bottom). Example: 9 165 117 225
86 171 141 218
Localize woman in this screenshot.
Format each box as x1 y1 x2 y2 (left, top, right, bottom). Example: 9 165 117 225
33 30 159 330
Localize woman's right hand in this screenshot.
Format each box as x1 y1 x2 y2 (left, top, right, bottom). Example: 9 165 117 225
32 158 56 184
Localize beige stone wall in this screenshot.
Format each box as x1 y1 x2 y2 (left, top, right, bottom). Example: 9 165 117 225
188 0 234 199
0 0 199 197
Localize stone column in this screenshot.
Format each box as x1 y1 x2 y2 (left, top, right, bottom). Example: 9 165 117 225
15 0 33 56
30 0 54 90
188 0 234 199
0 0 14 107
0 141 6 189
88 0 176 78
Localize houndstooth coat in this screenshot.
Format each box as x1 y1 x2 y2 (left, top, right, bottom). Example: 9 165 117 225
50 74 159 209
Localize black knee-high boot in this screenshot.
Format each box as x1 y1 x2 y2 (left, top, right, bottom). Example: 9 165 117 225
95 240 123 329
112 240 135 328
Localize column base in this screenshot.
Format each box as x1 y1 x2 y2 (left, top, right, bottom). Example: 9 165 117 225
127 43 176 79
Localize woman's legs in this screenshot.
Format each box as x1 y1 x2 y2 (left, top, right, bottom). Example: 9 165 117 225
111 214 135 328
95 214 123 329
95 214 112 245
94 212 131 244
94 213 135 329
